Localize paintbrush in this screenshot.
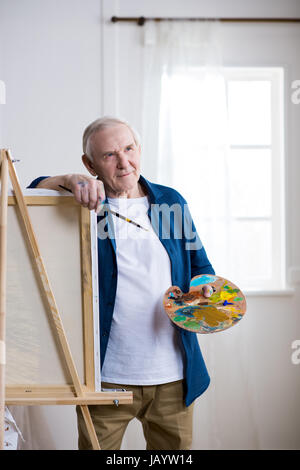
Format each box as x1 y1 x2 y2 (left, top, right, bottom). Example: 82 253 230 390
58 184 148 231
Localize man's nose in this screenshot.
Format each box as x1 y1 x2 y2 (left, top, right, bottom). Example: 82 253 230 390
116 152 128 168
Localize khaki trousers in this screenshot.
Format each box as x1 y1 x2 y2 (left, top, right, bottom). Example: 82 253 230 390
76 380 194 450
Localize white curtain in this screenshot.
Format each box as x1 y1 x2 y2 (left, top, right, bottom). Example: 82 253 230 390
141 20 232 278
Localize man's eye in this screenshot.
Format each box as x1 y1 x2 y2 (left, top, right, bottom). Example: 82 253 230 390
106 153 114 157
126 146 132 151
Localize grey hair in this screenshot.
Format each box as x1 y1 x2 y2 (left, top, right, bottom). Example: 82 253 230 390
83 116 141 161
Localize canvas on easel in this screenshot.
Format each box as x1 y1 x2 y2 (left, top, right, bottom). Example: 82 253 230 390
5 190 101 395
0 149 132 450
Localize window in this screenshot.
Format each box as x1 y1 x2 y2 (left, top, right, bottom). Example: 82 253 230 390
159 67 285 291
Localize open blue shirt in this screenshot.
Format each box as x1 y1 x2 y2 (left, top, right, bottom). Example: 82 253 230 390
28 175 215 406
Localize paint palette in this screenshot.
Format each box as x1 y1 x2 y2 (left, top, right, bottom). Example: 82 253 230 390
163 274 246 334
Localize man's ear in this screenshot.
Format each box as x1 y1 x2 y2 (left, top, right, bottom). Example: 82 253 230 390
82 154 98 177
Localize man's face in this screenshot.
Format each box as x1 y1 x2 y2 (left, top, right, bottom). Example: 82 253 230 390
83 124 141 198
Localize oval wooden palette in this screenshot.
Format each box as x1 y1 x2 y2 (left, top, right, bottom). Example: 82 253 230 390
163 274 246 334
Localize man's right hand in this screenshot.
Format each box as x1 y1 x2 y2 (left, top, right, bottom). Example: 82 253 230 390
64 174 106 213
36 174 106 213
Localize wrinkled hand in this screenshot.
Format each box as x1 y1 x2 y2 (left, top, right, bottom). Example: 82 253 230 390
64 175 106 213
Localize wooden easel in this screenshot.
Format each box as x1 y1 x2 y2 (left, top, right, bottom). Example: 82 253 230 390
0 149 132 450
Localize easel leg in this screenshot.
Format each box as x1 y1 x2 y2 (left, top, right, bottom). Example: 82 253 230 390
0 150 9 450
80 405 101 450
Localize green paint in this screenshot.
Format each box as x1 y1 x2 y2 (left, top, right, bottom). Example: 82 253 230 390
234 297 243 301
209 293 221 303
174 316 186 322
222 283 239 294
183 321 199 329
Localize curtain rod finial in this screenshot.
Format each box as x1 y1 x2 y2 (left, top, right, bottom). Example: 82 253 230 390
137 16 145 26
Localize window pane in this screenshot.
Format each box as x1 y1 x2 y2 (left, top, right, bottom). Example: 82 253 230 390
228 80 272 145
228 148 272 218
229 220 272 283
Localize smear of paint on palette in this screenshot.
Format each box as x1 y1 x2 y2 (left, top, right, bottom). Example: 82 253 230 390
190 275 217 287
174 305 230 327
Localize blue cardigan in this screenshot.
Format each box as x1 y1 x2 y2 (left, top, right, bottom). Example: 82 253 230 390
28 175 215 406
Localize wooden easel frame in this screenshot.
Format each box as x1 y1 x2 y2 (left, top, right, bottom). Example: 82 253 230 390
0 149 132 450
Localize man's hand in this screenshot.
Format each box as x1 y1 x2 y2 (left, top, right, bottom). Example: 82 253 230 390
36 174 106 213
64 174 106 213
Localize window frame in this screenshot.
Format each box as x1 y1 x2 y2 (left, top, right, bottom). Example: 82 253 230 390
159 65 287 292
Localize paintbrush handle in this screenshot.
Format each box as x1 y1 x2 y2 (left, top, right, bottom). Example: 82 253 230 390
58 184 72 193
109 210 148 231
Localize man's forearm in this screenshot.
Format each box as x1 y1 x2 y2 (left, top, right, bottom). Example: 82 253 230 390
34 174 105 212
36 174 92 191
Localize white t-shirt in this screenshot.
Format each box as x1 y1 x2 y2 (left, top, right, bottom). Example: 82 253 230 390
101 196 184 385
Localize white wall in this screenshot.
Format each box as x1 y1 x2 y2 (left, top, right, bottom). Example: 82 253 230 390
1 0 300 450
0 0 102 186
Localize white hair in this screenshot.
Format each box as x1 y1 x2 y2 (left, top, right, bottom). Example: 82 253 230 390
82 116 141 161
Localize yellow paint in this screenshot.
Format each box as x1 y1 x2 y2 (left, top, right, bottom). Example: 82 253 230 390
219 291 236 302
192 306 229 327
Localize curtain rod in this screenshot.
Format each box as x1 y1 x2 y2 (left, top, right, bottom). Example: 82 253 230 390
111 16 300 26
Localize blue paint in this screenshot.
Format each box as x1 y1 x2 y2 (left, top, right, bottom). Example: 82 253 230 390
190 275 217 287
174 306 199 318
174 300 185 306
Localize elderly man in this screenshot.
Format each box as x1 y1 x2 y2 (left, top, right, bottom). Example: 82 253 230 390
28 116 215 450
